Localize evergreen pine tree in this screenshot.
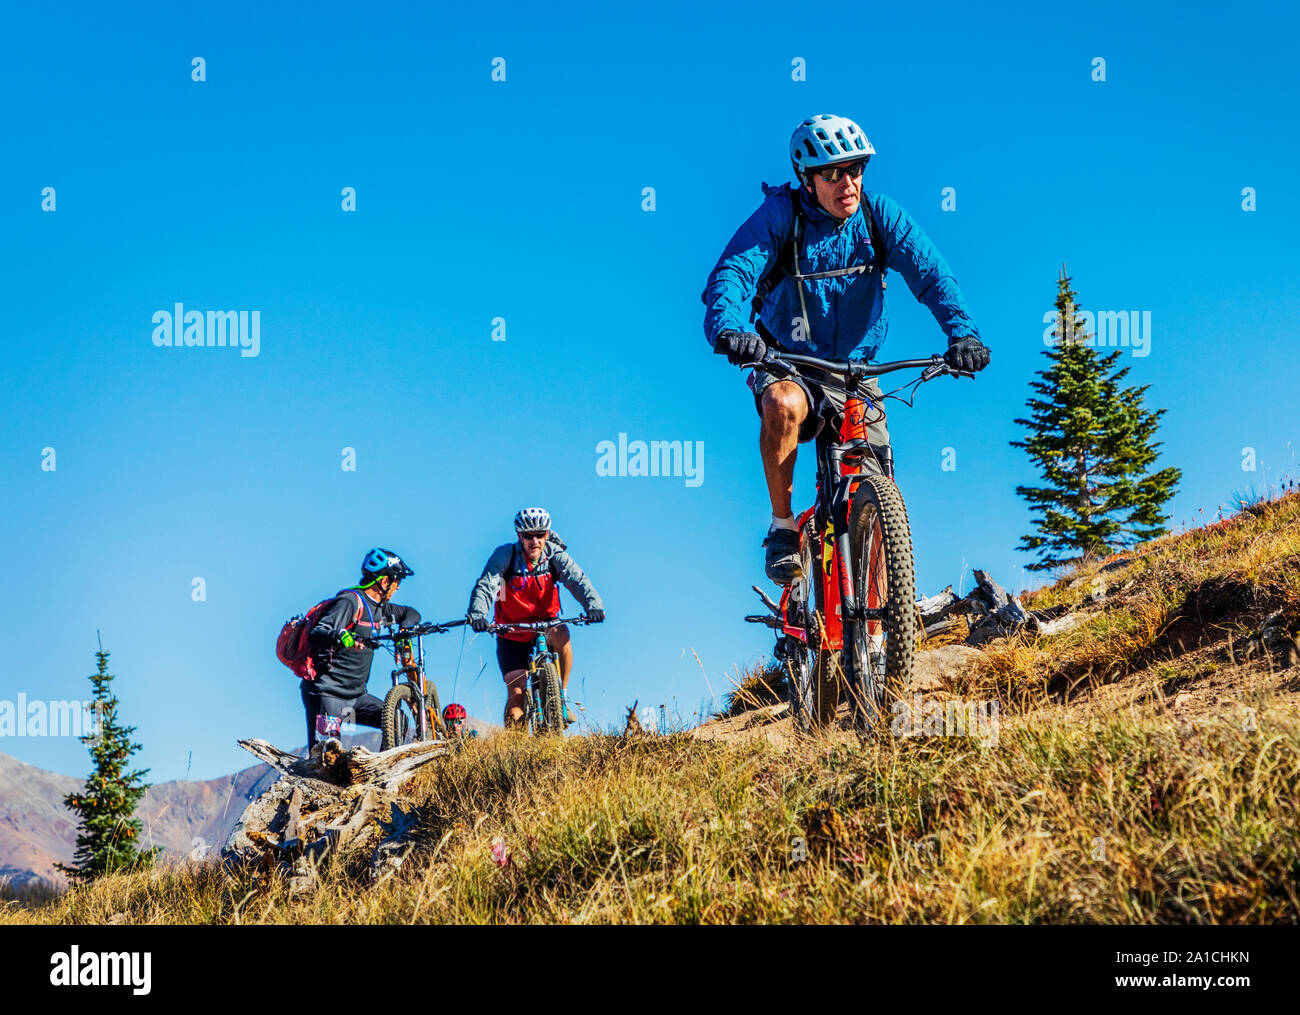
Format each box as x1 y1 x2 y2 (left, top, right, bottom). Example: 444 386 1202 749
57 637 159 882
1012 268 1181 571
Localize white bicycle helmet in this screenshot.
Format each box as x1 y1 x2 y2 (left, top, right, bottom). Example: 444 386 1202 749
513 506 551 532
789 114 875 183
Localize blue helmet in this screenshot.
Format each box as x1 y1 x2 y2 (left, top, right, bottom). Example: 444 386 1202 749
789 114 875 184
361 547 414 581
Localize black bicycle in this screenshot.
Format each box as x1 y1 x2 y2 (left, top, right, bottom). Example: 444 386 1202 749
363 620 466 750
488 616 590 735
744 351 973 732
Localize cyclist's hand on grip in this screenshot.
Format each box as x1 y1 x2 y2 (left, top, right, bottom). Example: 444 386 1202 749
586 608 605 624
469 614 489 633
944 337 990 373
714 329 767 367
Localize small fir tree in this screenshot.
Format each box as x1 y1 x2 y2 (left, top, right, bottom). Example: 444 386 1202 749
1012 268 1181 571
57 637 158 882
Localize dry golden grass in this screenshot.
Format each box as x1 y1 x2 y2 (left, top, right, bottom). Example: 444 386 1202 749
7 700 1297 924
6 494 1298 925
969 491 1300 706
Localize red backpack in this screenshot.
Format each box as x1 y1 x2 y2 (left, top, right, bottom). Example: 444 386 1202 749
276 589 372 680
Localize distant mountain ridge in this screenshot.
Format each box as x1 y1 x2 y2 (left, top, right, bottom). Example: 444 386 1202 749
0 719 496 890
0 747 284 889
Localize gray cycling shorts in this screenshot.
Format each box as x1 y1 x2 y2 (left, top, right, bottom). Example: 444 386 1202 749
748 365 892 461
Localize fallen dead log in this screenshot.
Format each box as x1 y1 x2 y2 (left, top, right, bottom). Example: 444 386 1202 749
916 586 961 620
917 570 1099 647
1031 610 1095 637
922 615 966 639
964 571 1030 645
221 737 449 893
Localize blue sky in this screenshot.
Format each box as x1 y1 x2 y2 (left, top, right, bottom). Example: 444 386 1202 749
2 0 1297 780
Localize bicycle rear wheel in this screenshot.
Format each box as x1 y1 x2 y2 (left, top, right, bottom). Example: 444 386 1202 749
423 681 448 739
381 683 421 750
785 518 839 732
846 474 917 732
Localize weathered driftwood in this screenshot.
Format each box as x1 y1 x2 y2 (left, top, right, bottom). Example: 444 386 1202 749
917 569 1099 647
958 571 1028 646
1031 610 1094 637
916 586 960 620
369 801 424 884
221 737 448 892
922 615 966 639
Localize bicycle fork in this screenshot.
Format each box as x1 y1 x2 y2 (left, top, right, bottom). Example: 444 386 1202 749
828 393 887 665
396 641 429 741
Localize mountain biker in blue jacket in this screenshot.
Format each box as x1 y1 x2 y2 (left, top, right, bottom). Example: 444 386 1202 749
702 114 991 584
302 548 420 748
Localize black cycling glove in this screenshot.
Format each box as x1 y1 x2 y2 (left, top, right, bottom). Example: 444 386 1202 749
586 608 605 624
713 330 767 367
469 615 489 633
944 337 991 372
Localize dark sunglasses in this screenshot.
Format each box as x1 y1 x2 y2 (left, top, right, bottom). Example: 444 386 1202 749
520 531 549 540
817 160 867 183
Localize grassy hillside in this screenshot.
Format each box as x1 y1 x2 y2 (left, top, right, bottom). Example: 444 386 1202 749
6 494 1299 925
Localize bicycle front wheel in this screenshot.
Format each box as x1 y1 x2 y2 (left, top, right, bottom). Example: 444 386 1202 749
785 518 839 733
846 474 917 732
381 683 421 750
536 659 565 735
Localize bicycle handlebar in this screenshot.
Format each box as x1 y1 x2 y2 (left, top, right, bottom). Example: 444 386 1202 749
361 618 469 648
488 615 591 634
744 351 975 385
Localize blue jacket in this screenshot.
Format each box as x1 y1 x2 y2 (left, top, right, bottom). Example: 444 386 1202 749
703 184 982 361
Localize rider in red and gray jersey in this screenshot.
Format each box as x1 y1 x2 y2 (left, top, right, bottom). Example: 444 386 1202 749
466 507 605 728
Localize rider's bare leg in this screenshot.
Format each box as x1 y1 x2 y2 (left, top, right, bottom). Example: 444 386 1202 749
503 670 527 728
760 381 810 518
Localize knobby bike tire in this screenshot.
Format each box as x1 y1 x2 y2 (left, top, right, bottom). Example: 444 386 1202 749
538 658 564 734
846 474 918 731
381 683 419 751
423 681 448 739
525 680 540 737
786 517 839 733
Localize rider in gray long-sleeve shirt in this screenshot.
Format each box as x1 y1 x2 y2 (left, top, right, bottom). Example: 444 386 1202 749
466 508 604 728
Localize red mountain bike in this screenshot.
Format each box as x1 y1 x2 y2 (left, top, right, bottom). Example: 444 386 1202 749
745 351 973 732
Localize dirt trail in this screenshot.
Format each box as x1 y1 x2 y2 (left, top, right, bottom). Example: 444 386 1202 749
694 638 1299 746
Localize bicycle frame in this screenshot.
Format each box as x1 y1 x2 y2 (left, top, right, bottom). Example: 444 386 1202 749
765 353 971 652
776 375 886 651
490 616 589 733
366 619 466 743
390 633 431 741
522 631 557 731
